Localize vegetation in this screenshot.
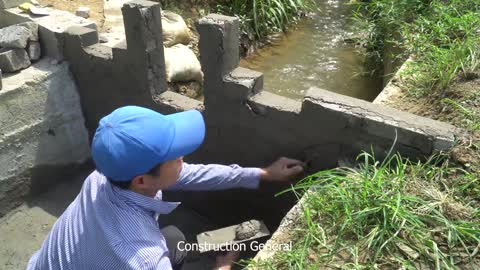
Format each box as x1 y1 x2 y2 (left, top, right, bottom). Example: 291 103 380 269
248 152 480 269
214 0 313 40
352 0 480 96
159 0 313 40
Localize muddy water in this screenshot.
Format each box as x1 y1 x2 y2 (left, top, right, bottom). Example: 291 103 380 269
240 0 382 101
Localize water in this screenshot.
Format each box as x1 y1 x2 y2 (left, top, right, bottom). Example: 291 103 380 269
240 0 382 101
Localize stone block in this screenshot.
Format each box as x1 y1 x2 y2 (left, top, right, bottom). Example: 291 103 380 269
65 26 98 47
0 22 38 48
27 41 41 61
0 48 30 72
0 8 96 60
75 7 90 19
0 0 24 9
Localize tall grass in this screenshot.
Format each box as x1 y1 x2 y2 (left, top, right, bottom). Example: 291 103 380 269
250 152 480 269
352 0 480 95
214 0 312 39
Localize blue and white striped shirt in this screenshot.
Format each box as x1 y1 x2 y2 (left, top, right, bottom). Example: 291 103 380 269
27 163 262 270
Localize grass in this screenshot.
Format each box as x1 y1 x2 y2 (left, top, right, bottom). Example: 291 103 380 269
213 0 313 40
248 152 480 269
352 0 480 96
159 0 312 40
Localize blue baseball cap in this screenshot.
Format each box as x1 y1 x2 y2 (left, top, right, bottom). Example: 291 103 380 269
92 106 205 181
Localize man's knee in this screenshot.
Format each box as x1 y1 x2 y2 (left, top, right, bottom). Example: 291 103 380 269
161 225 187 268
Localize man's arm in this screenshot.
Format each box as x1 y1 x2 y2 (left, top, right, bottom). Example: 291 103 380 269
166 163 263 191
166 157 305 191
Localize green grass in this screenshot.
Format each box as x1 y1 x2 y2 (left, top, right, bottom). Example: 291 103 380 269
352 0 480 96
214 0 313 40
248 152 480 269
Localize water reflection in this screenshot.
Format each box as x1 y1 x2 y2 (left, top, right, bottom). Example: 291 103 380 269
240 0 382 101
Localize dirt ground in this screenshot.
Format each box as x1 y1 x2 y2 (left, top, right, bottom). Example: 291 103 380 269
382 76 480 173
38 0 105 28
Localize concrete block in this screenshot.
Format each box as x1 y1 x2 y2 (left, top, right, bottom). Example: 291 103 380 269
302 87 457 155
27 40 41 61
65 26 99 47
121 0 166 94
0 22 38 48
75 7 90 19
248 91 301 116
0 8 96 60
0 0 24 9
0 48 30 72
196 14 240 81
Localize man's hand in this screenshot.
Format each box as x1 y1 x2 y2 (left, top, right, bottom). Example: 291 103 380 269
261 157 305 182
213 251 240 270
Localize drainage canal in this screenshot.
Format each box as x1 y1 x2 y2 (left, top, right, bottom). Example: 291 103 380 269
240 0 383 101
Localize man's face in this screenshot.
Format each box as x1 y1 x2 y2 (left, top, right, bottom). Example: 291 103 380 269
146 156 184 192
130 157 184 197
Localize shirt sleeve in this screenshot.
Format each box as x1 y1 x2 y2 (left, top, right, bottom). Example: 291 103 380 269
166 163 262 191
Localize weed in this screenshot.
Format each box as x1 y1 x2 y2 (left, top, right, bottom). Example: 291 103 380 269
249 152 480 269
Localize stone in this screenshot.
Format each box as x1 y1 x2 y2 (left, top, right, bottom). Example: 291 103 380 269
235 220 261 240
0 23 36 48
98 34 109 44
75 7 90 19
0 0 24 9
0 8 96 60
18 22 39 41
27 41 41 61
0 48 31 72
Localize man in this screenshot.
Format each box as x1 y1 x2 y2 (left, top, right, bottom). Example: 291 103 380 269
27 106 304 270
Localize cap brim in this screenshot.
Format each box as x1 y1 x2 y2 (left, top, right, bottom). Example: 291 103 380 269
163 110 205 161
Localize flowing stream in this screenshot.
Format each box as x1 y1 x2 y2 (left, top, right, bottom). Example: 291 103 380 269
240 0 382 101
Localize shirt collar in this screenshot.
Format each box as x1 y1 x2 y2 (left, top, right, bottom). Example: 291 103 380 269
108 181 181 215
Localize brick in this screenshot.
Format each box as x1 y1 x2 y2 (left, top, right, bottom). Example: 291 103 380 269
0 48 31 72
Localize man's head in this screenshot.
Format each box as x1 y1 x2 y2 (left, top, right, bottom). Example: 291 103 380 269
91 106 205 196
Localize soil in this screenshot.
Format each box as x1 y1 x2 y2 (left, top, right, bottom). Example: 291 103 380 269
39 0 105 29
382 76 480 172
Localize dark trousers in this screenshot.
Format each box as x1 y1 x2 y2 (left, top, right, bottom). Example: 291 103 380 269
160 225 188 270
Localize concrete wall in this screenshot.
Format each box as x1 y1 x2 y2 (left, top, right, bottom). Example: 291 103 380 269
0 59 90 216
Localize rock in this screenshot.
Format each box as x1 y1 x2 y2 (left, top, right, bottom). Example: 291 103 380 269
75 7 90 19
162 10 191 47
235 220 261 240
0 23 39 49
164 44 203 83
0 48 31 72
98 34 109 44
18 22 39 41
0 26 29 49
27 41 41 61
0 0 24 9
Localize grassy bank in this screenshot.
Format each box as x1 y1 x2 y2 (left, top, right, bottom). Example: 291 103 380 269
249 152 480 269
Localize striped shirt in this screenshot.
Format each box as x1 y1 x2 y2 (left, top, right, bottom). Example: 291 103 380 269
27 163 262 270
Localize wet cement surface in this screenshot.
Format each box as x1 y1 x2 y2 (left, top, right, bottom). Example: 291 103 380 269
240 0 383 101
